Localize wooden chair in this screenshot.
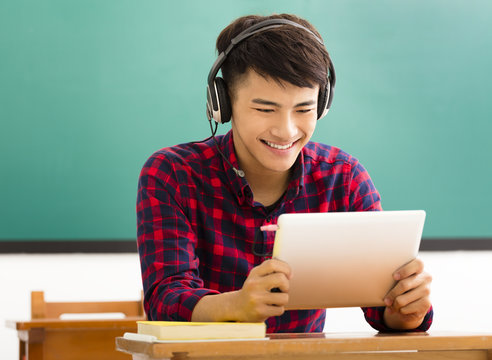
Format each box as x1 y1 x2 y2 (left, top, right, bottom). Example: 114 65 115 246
10 291 146 360
31 290 145 319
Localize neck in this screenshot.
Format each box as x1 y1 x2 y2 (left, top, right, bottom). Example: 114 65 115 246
244 168 291 207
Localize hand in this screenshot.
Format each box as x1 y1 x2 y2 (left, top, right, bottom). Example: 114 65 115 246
233 259 292 322
383 258 432 330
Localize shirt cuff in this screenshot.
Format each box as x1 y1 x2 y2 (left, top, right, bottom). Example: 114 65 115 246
362 305 434 332
150 287 221 322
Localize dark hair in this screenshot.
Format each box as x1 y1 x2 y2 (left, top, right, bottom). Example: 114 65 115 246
216 14 331 98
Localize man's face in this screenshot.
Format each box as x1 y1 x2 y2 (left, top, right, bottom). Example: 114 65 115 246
230 69 319 177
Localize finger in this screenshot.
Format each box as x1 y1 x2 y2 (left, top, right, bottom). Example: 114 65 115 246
398 296 432 317
384 272 431 306
390 283 431 312
384 273 419 305
255 259 292 279
387 271 432 299
263 304 286 318
263 292 289 307
394 258 424 280
265 272 290 293
248 303 284 322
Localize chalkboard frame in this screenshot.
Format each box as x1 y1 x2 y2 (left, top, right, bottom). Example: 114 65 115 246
1 238 491 253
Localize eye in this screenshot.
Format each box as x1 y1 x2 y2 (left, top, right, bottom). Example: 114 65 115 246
297 108 315 114
254 108 274 113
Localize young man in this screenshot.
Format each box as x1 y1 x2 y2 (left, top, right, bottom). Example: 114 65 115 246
137 14 433 333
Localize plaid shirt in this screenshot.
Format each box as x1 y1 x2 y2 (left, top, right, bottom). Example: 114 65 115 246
137 130 433 333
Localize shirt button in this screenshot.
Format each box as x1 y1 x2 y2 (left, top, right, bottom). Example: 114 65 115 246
237 190 242 197
266 216 272 222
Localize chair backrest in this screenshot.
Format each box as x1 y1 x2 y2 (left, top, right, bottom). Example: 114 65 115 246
31 291 145 319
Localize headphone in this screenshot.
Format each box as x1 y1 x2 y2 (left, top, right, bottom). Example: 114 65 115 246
206 18 336 124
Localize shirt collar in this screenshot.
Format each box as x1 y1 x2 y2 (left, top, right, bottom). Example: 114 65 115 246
220 131 251 205
219 130 305 205
285 149 305 201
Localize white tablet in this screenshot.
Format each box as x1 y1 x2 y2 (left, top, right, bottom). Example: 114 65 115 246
272 210 426 309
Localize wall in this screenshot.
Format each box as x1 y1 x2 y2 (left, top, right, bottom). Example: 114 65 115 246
1 0 492 243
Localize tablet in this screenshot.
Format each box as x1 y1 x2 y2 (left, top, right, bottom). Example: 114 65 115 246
271 210 426 309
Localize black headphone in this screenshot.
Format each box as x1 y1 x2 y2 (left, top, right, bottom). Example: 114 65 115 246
206 18 336 124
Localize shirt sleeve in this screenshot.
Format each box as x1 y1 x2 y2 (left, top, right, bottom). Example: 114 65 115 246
136 153 220 321
347 160 382 212
362 306 434 332
348 159 434 332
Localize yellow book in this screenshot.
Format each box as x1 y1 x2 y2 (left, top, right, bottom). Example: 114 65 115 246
137 321 266 341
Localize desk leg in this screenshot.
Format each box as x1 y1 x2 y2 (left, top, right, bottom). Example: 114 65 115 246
19 340 26 360
26 342 43 360
19 328 45 360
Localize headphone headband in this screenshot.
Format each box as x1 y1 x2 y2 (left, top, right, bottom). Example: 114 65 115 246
206 18 336 123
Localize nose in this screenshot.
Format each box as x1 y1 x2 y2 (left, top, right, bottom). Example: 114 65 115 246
270 111 298 140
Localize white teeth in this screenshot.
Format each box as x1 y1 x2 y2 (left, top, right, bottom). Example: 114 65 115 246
264 140 294 150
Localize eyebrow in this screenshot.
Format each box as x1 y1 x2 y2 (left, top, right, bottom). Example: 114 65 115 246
251 98 316 108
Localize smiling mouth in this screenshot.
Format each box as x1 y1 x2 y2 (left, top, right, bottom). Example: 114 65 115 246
262 139 296 150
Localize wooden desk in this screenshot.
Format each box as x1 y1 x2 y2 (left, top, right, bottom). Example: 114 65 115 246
116 332 492 360
7 317 143 360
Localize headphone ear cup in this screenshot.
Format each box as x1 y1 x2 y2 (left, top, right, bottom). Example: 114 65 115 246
317 83 330 120
214 77 232 124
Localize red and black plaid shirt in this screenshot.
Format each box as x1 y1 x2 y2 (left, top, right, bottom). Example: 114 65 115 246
137 130 433 333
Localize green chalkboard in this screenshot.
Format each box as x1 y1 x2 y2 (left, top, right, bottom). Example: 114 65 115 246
1 0 491 240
